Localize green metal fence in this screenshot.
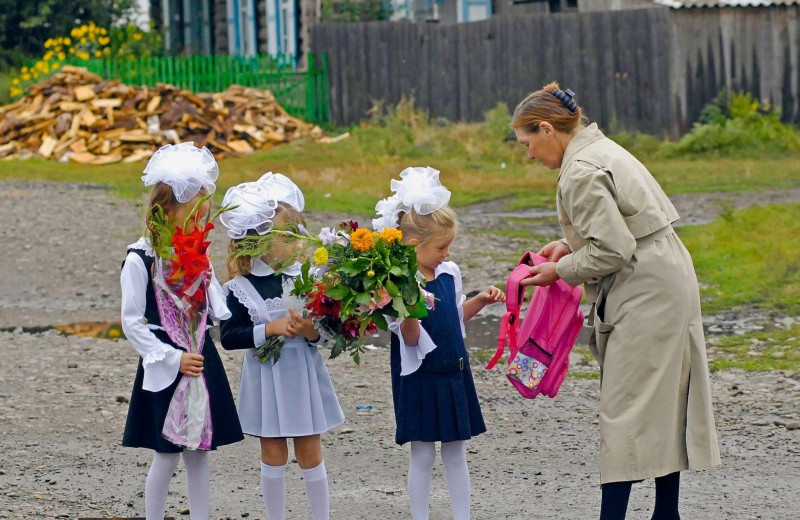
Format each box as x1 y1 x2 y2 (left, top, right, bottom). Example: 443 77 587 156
70 52 330 124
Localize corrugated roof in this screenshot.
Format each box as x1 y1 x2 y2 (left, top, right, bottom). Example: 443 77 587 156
654 0 800 7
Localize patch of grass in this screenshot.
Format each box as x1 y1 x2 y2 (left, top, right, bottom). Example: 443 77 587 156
678 203 800 314
568 371 601 380
708 325 800 372
471 349 504 365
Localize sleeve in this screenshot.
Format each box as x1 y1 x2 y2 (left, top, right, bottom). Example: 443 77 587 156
120 253 182 392
220 290 262 350
387 317 438 376
207 263 231 321
555 165 637 286
449 262 467 338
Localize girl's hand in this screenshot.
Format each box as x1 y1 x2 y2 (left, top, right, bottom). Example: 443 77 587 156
266 317 297 338
538 240 571 262
479 286 506 305
521 262 560 286
288 310 320 341
180 352 204 377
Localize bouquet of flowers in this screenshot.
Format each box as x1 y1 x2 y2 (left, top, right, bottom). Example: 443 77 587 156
149 195 234 450
233 220 432 364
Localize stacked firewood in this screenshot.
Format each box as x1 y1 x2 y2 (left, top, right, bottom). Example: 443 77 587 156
0 66 324 164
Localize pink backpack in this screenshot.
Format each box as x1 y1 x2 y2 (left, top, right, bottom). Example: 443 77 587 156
485 252 585 399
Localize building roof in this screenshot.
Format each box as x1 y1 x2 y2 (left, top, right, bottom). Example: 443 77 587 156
654 0 800 7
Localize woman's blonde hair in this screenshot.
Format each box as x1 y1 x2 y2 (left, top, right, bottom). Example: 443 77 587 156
511 82 588 134
226 202 307 279
398 205 460 245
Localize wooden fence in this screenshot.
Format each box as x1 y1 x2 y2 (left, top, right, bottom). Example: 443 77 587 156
312 7 800 136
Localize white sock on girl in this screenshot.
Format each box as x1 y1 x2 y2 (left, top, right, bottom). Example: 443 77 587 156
182 450 209 519
440 440 471 520
261 462 287 520
145 452 180 519
408 441 437 519
301 460 330 520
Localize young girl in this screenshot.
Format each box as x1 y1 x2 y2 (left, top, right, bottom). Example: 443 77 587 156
219 173 345 520
373 166 505 520
120 142 243 519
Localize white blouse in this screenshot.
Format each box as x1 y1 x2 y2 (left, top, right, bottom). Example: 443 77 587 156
120 237 231 392
390 261 467 376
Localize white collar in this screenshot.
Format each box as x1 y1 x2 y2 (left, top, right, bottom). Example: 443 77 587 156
251 258 302 277
128 237 155 258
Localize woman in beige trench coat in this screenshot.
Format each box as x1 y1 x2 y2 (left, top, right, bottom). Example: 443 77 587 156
512 83 721 520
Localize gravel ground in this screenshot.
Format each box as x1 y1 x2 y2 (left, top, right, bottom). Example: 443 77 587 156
1 181 799 519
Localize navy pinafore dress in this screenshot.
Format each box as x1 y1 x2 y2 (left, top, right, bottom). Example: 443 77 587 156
390 272 486 445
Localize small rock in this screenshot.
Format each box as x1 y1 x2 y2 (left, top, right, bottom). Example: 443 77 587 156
67 363 78 369
515 429 524 434
241 513 250 518
180 507 190 515
115 395 129 404
752 419 769 426
353 383 369 388
339 428 354 434
786 423 800 431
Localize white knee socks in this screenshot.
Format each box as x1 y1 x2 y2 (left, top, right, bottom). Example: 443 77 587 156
145 452 180 520
261 462 287 520
181 450 210 520
408 442 437 520
440 441 471 520
302 461 330 520
144 451 210 520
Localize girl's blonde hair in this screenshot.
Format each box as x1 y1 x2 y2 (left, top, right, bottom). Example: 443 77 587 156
146 182 181 250
227 202 307 279
511 82 588 135
398 205 460 244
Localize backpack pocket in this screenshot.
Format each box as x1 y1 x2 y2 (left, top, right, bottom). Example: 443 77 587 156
507 349 548 393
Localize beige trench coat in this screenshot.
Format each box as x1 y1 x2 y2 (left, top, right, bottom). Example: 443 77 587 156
554 123 721 484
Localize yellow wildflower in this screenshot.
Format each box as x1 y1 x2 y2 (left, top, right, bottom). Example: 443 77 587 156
21 73 31 81
99 28 107 35
52 63 61 70
313 247 329 266
380 228 403 243
350 228 375 252
64 37 71 46
21 66 28 73
133 33 143 41
58 52 66 61
11 78 19 85
80 37 87 44
98 36 110 46
44 39 53 48
95 50 102 58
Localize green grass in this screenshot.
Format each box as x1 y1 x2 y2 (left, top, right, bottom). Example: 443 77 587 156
678 203 800 314
708 325 800 372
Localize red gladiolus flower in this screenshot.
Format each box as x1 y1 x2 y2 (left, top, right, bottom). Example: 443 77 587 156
307 283 342 319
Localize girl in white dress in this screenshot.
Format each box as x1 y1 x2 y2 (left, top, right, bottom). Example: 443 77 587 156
219 174 344 520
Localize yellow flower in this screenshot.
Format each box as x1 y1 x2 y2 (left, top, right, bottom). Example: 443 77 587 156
44 39 53 48
44 51 54 61
52 62 61 70
21 73 31 81
350 228 375 252
103 47 111 55
57 52 66 61
367 270 375 278
99 28 107 35
133 33 143 41
98 36 110 46
380 228 403 243
11 78 19 85
64 37 71 45
71 28 80 38
95 50 102 58
20 66 28 73
78 52 90 60
313 247 329 266
80 37 87 44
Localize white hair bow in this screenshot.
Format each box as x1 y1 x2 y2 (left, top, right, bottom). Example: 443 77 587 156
372 166 451 231
142 142 219 203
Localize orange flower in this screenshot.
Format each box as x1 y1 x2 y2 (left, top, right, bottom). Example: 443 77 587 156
350 228 375 252
380 228 403 243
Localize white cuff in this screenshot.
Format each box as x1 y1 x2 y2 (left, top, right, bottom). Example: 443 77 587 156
142 347 183 392
253 324 266 347
388 318 438 376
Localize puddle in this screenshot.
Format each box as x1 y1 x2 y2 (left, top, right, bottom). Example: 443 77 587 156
1 321 124 339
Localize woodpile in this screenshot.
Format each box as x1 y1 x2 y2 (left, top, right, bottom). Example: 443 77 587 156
0 66 324 164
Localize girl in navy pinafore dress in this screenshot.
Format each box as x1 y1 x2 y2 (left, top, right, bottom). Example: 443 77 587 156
374 166 505 520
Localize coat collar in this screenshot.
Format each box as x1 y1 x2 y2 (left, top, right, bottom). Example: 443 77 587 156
251 258 302 277
559 123 606 176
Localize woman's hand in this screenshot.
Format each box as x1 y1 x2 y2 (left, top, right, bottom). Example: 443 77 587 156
521 262 560 286
478 285 506 305
538 240 571 262
288 310 320 342
180 352 204 377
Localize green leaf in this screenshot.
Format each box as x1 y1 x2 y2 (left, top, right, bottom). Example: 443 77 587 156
392 296 408 319
389 266 404 277
385 279 399 298
355 291 372 306
370 312 388 331
325 284 350 300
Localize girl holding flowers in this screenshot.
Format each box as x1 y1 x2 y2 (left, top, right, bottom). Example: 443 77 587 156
373 167 506 520
120 143 243 519
219 173 344 520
